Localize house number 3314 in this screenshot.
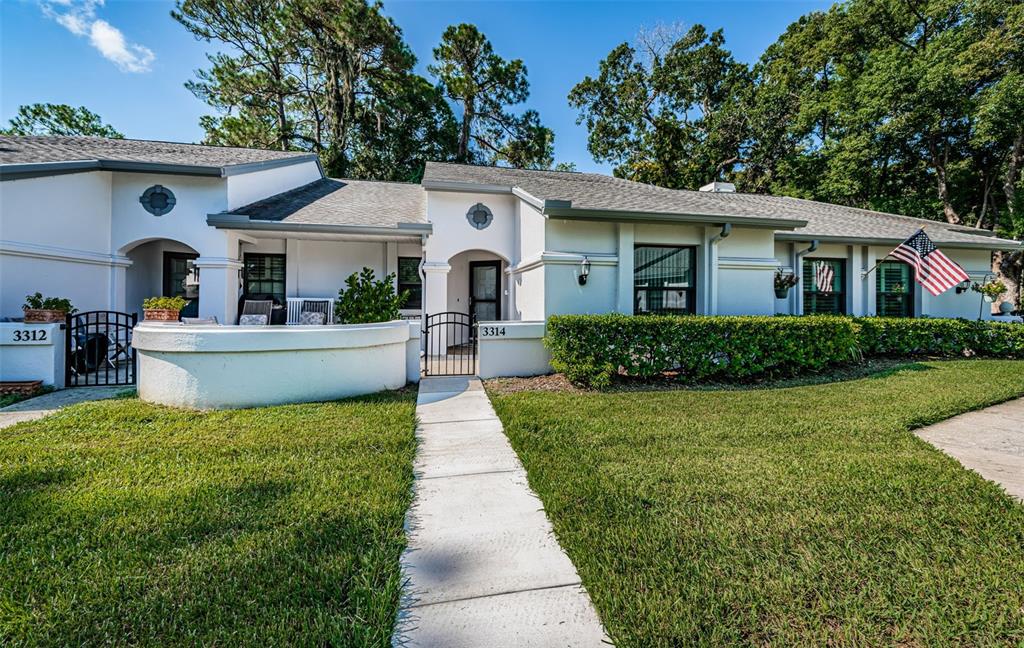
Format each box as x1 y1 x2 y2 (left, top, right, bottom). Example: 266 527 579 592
479 326 506 337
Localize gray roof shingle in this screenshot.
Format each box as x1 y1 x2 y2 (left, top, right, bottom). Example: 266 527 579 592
422 162 1020 249
0 135 314 172
228 177 426 228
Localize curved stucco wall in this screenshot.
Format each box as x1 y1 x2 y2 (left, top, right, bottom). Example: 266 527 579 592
133 321 415 409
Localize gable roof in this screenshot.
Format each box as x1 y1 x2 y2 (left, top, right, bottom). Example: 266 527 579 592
0 135 319 180
421 162 1020 250
208 177 430 237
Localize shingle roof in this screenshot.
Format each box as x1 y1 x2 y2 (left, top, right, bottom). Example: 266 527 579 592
0 135 315 176
227 177 426 228
422 162 1020 249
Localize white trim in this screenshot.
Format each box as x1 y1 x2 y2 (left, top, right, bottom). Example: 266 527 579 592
193 256 243 270
0 239 132 268
718 256 782 271
509 251 618 275
421 261 451 274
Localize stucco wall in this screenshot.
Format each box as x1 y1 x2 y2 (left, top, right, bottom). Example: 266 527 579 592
287 239 388 297
133 320 412 409
226 160 321 211
0 172 116 317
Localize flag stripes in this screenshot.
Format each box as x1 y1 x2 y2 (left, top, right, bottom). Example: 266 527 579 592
814 261 834 294
887 229 969 296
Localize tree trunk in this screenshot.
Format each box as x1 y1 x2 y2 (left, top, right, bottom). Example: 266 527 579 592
928 136 962 224
992 132 1023 314
457 98 474 163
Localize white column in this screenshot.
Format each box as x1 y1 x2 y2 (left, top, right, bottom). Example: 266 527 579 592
109 256 131 313
195 257 243 324
422 261 450 355
616 223 635 314
285 239 299 298
865 247 878 316
846 245 860 315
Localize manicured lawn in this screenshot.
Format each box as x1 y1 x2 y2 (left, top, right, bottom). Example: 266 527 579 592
0 392 416 647
489 360 1024 647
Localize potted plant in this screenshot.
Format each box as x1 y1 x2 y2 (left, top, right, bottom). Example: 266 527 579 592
774 272 799 299
142 296 188 322
972 280 1007 303
23 292 76 323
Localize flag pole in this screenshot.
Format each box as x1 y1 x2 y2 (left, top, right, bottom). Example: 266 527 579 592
860 227 924 279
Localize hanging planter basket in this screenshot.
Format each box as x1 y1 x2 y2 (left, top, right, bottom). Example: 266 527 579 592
774 286 791 299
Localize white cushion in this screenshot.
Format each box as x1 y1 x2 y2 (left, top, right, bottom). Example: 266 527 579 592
239 314 268 326
299 311 326 325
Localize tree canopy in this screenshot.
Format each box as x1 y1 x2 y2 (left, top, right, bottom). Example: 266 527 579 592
571 0 1023 306
0 104 123 138
430 23 554 169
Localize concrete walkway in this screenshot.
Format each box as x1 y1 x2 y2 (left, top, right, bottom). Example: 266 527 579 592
916 397 1024 501
0 386 126 430
394 376 608 647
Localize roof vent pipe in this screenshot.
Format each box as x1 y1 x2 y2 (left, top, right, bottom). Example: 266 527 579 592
710 222 732 244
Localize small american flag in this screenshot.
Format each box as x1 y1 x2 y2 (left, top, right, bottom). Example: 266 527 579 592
814 261 834 294
888 229 969 296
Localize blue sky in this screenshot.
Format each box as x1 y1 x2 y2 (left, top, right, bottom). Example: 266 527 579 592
1 0 831 173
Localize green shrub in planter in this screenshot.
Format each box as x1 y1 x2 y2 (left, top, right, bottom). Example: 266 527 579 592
142 296 188 311
545 314 861 387
853 317 1024 358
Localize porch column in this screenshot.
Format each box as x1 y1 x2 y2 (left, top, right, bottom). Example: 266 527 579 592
616 223 635 314
109 256 131 313
422 261 450 355
195 256 243 324
847 245 863 316
865 247 878 315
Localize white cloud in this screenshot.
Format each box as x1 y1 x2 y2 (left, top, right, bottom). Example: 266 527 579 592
89 19 155 73
41 0 155 73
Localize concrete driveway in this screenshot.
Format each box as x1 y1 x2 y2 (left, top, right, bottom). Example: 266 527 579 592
916 397 1024 501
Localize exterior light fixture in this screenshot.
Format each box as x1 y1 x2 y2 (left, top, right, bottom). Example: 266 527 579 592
955 279 973 294
578 256 591 285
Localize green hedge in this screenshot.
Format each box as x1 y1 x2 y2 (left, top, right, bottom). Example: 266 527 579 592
545 314 1023 387
854 317 1024 358
545 314 860 387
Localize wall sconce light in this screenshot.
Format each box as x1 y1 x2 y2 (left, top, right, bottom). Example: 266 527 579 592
578 256 591 286
955 279 973 294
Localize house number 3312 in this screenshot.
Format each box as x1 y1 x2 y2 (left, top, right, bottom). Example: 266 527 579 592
479 326 506 337
12 329 47 342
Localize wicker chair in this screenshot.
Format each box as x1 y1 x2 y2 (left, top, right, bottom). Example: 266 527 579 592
239 300 273 325
300 299 333 325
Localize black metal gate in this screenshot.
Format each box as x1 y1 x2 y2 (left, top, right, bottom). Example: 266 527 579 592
423 312 477 376
66 311 137 387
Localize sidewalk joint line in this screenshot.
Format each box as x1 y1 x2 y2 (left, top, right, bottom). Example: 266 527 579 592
407 581 585 610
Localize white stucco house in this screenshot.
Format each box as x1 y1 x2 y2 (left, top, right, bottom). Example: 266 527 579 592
1 135 1020 354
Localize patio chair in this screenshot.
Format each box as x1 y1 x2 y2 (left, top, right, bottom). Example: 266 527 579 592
239 300 273 326
182 316 219 325
300 299 333 325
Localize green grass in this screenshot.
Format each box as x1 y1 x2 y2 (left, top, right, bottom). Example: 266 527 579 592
489 360 1024 647
0 392 417 647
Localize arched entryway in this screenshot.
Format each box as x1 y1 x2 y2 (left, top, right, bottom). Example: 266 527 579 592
122 238 201 318
446 249 509 323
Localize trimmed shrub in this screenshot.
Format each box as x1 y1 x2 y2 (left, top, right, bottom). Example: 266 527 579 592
545 314 860 387
546 314 1024 387
853 317 1024 358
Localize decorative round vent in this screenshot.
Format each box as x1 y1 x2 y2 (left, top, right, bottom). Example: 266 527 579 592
466 202 493 230
139 185 176 216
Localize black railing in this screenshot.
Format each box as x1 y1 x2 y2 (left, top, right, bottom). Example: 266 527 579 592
423 312 476 376
66 311 137 387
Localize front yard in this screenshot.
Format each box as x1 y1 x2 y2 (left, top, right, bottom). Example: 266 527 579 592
490 360 1024 646
0 392 416 647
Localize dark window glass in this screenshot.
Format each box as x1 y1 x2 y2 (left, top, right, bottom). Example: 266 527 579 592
634 245 696 315
243 254 286 304
398 257 422 310
876 261 914 317
802 258 846 314
163 252 199 318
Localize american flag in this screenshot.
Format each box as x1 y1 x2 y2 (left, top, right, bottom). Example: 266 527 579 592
814 261 834 294
888 229 970 296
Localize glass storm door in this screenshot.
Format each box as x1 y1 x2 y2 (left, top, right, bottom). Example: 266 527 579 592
469 261 501 322
163 252 200 318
